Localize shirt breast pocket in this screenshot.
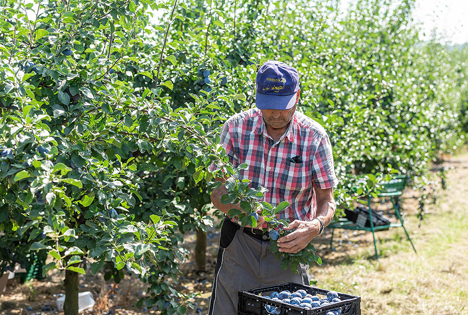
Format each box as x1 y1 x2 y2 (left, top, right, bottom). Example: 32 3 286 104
278 159 310 192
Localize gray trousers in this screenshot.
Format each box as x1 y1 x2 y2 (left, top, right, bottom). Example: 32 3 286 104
208 218 309 315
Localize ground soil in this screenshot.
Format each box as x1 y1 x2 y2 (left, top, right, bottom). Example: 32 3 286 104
1 152 467 315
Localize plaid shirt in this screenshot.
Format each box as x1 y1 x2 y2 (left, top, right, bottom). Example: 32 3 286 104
217 108 338 222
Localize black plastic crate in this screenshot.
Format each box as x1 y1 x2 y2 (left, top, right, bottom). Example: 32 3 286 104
238 282 361 315
344 206 391 228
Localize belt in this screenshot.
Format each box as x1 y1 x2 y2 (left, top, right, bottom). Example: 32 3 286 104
242 226 270 242
224 217 270 242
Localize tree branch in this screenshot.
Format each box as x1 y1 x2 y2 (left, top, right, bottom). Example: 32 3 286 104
154 0 179 89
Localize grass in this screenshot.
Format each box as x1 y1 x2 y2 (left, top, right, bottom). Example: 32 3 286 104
311 153 468 315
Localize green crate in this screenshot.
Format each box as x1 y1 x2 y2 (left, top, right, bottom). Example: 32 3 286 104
378 175 407 196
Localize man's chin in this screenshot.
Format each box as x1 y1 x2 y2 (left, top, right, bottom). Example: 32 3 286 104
269 122 287 129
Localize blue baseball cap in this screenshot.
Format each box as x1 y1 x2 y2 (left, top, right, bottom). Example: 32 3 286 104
256 61 300 110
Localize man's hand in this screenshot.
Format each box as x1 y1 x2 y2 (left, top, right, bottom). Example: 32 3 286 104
277 219 321 253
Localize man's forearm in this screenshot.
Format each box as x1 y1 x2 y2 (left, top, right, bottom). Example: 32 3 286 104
210 179 242 215
315 188 336 227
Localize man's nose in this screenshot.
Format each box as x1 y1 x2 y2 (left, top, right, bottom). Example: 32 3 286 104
271 111 281 118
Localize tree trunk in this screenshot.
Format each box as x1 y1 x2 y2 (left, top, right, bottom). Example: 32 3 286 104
195 228 207 272
63 269 79 315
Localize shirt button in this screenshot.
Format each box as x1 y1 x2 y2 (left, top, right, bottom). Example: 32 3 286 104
267 166 271 171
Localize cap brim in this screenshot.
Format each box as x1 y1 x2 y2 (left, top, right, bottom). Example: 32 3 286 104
256 92 297 110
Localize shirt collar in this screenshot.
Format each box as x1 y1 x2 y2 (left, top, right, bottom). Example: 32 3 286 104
252 111 296 143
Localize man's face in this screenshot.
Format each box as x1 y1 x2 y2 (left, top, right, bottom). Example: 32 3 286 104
261 104 296 129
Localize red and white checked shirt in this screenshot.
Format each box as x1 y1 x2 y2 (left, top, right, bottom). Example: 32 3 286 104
217 108 338 222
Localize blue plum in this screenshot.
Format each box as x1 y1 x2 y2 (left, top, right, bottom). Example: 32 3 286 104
302 298 312 304
37 145 49 157
269 230 279 240
300 303 312 310
290 297 302 305
0 148 13 158
36 192 46 205
278 291 290 300
270 291 279 299
327 291 339 301
62 49 72 56
296 289 307 297
291 292 301 299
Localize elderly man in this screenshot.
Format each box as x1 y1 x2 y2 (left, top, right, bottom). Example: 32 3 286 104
208 61 338 315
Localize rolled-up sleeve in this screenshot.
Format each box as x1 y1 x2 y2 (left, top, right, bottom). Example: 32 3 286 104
311 134 339 189
209 121 239 172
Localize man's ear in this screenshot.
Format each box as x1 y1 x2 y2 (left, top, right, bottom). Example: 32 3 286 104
295 89 301 104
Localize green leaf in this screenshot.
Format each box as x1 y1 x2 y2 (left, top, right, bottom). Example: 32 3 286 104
35 29 49 41
65 246 84 256
290 260 298 274
270 241 279 253
220 194 235 205
275 201 290 215
30 242 48 251
129 0 136 12
193 170 203 184
67 255 82 266
234 93 246 101
280 257 290 270
49 250 61 260
42 262 57 276
124 115 133 127
81 87 94 99
240 201 252 212
150 214 160 224
135 244 151 258
14 171 31 182
228 209 242 217
60 178 83 188
52 163 72 175
315 256 322 266
102 102 112 113
166 55 177 65
91 260 105 275
161 80 173 90
64 229 76 237
240 215 251 227
238 163 248 170
79 193 95 207
140 71 153 79
250 215 257 228
58 90 70 105
66 266 86 274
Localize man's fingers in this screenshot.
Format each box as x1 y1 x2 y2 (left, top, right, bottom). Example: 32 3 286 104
279 242 303 253
283 220 299 230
